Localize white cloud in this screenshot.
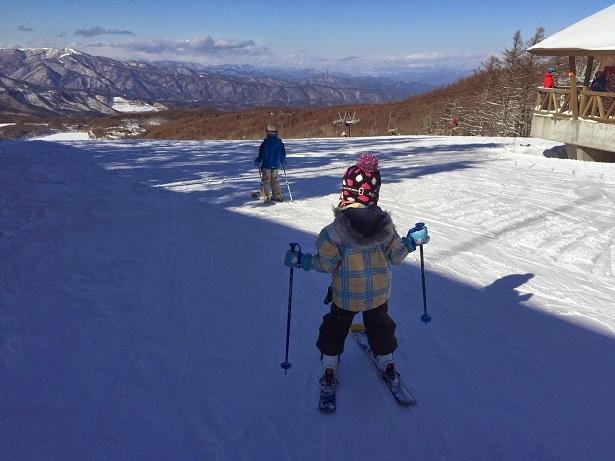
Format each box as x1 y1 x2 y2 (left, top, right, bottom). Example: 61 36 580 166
271 50 487 74
2 31 489 75
81 36 271 65
75 26 135 37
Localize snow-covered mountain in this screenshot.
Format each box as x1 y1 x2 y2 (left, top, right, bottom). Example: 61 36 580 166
1 135 614 460
0 48 437 117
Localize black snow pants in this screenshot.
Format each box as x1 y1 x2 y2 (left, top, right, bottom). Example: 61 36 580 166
316 302 397 357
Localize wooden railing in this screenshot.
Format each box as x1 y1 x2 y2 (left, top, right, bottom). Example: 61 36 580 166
535 87 615 123
579 90 615 121
535 88 575 115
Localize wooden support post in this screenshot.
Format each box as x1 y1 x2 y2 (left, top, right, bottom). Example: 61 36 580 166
569 56 578 119
579 56 594 115
570 81 578 118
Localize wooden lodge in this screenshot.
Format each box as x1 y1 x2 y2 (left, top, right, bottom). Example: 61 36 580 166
528 4 615 162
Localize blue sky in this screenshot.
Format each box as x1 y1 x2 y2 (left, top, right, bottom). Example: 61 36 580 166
2 0 614 73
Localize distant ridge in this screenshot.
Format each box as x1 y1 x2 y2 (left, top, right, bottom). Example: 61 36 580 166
0 47 441 117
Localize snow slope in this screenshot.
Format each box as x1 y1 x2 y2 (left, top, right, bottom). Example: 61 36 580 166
1 135 615 460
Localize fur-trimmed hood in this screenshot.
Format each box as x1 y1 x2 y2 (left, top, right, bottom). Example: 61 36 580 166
333 206 395 248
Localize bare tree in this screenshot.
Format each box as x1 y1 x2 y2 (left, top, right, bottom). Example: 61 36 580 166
462 28 547 138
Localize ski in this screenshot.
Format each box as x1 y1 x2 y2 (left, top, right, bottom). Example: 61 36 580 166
250 193 278 206
350 324 417 407
318 368 337 414
251 191 285 205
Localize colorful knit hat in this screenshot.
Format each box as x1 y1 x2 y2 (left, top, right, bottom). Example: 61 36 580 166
338 152 381 208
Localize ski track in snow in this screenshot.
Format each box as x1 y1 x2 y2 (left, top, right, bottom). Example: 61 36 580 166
1 136 615 460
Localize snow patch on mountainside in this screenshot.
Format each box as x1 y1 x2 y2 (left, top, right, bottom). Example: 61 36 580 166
111 97 164 113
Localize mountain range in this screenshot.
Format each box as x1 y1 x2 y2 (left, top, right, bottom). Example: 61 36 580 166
0 48 449 117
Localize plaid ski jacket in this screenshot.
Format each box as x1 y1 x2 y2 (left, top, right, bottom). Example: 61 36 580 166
309 206 410 312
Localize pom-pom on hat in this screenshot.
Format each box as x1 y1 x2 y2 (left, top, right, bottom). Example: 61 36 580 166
339 152 381 208
356 152 378 172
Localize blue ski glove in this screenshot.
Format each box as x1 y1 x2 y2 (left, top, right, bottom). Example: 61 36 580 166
403 223 430 251
284 250 312 270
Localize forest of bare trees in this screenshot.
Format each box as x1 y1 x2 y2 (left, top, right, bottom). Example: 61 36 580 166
414 27 557 138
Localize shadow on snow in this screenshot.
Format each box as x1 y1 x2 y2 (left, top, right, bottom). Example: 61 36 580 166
1 139 614 460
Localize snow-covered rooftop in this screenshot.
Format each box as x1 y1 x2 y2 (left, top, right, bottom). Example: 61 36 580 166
528 4 615 56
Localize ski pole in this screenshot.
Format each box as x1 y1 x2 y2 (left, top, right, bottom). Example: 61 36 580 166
419 244 431 323
412 222 432 324
281 163 294 202
256 166 264 199
281 242 301 372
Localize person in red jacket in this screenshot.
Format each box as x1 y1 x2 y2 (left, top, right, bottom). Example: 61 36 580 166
543 67 555 88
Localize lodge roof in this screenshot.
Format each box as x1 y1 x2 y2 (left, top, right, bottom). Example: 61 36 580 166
528 4 615 56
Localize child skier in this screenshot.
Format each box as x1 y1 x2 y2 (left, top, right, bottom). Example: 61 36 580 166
255 124 286 202
283 152 429 392
543 66 556 88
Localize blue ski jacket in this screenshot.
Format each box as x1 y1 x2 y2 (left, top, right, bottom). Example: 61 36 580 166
256 134 286 169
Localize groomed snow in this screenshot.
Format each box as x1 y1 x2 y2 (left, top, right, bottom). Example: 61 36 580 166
1 135 614 460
